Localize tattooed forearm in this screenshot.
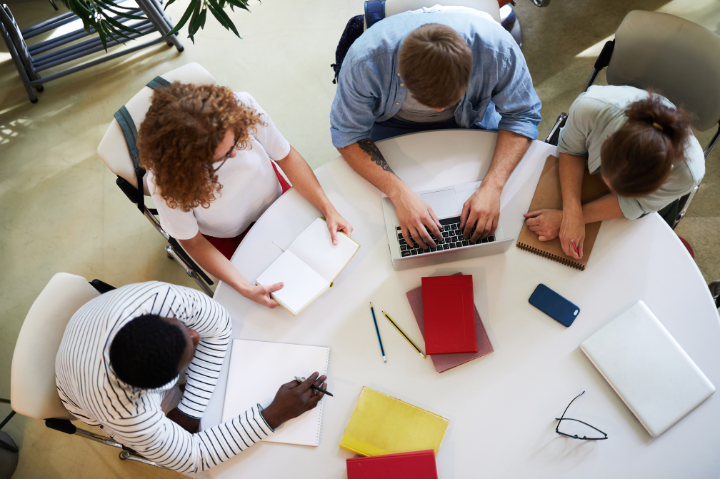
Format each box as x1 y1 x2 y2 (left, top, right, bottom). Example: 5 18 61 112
358 139 395 174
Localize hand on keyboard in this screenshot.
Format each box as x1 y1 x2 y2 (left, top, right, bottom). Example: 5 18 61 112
393 189 443 249
460 185 501 242
398 216 495 257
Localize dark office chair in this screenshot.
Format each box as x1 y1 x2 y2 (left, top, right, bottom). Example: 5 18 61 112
9 273 165 469
544 10 720 229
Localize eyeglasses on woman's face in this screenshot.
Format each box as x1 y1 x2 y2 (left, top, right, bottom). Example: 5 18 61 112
209 132 241 173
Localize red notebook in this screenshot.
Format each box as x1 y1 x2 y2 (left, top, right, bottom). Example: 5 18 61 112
421 275 477 354
347 450 438 479
407 273 493 373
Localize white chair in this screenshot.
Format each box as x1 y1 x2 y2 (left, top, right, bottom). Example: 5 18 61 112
544 11 720 229
9 273 162 468
97 62 218 296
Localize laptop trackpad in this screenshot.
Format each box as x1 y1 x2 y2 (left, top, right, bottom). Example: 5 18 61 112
419 189 459 218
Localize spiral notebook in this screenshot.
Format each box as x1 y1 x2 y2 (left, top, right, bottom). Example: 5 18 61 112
516 155 608 271
221 339 330 446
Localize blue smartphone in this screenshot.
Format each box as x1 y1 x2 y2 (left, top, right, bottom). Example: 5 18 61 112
528 284 580 327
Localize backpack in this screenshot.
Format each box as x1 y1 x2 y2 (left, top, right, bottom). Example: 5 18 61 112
331 1 386 84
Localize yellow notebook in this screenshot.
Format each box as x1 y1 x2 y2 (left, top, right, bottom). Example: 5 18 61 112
340 387 450 457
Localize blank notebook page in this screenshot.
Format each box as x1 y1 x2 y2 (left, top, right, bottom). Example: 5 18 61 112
256 251 329 315
222 340 330 446
288 218 359 283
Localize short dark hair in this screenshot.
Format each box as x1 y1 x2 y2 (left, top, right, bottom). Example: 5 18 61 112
601 93 692 197
399 23 472 109
109 314 187 389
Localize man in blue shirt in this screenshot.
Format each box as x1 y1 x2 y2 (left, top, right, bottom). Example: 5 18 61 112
330 7 541 248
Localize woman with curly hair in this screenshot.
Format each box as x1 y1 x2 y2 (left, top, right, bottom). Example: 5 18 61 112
523 85 704 259
138 83 353 308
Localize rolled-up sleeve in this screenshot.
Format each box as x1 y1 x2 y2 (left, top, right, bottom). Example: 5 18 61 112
557 95 596 157
493 47 542 140
330 61 382 148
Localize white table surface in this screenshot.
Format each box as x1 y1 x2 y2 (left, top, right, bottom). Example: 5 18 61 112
203 130 720 478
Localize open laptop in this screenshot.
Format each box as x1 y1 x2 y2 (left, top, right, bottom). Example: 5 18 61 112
382 180 515 271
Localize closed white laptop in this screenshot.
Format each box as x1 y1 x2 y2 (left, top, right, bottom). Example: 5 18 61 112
581 300 715 437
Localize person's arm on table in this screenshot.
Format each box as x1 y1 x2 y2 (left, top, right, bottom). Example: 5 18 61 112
179 235 282 308
460 130 531 241
338 140 442 249
330 59 441 250
275 146 353 244
524 152 587 258
524 192 624 257
114 374 327 474
460 45 540 241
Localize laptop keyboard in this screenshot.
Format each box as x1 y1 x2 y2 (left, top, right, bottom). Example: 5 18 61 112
397 216 495 257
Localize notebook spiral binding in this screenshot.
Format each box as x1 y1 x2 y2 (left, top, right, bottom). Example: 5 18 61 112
315 347 331 445
516 243 585 271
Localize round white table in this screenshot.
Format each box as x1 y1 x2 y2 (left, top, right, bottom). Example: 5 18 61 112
202 130 720 478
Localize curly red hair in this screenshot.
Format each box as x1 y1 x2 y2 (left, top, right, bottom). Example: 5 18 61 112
138 82 262 212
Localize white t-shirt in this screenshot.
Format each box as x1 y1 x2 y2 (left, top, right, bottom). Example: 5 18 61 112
147 92 291 240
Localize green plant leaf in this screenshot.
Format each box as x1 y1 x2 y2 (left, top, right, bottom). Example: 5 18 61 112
208 0 239 37
105 15 142 35
199 7 207 28
187 0 202 42
166 0 195 37
225 0 249 12
95 0 146 20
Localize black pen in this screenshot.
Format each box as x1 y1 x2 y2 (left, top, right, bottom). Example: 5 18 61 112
295 376 334 397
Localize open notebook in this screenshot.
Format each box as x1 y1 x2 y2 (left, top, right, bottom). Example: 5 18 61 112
516 155 609 271
222 339 330 446
256 218 360 315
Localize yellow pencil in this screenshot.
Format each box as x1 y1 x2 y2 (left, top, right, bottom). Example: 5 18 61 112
382 311 426 358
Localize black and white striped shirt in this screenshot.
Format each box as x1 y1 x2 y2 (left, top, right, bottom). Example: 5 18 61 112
55 282 274 473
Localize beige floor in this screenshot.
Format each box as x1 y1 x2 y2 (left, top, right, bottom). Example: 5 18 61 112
1 0 718 477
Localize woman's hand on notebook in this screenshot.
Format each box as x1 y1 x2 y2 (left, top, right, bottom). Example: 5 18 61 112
261 372 327 429
559 208 585 259
523 209 562 242
247 283 284 309
325 209 354 245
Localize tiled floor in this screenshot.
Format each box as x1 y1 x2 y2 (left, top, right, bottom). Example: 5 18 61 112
0 0 718 477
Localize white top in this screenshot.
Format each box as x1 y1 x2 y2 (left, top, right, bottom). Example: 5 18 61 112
55 282 275 474
557 85 705 220
204 130 720 478
581 300 715 437
147 92 290 240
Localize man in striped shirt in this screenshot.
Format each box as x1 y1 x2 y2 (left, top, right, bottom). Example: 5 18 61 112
55 281 326 474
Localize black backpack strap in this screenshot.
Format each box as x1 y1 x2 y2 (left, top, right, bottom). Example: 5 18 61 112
111 76 169 211
364 1 386 29
331 15 365 84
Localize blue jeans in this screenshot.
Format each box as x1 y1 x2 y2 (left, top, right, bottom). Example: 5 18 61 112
370 117 462 142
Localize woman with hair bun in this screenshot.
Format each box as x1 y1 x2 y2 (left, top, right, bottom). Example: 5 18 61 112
138 83 353 308
524 85 704 259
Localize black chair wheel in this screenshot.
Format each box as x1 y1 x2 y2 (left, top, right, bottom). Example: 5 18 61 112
35 85 44 92
166 40 173 46
30 97 38 104
177 45 184 53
